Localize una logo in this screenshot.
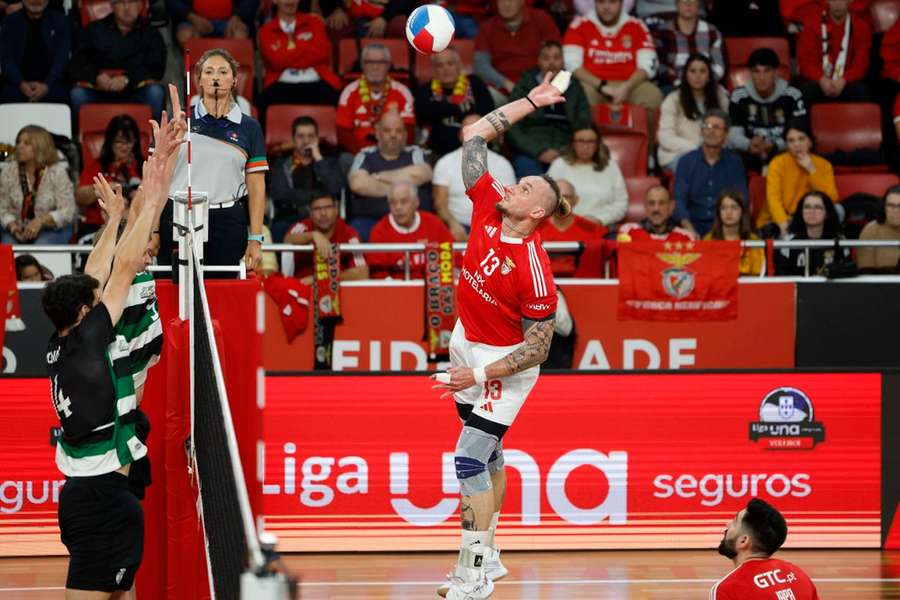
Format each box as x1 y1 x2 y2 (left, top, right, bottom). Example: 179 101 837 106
749 387 825 450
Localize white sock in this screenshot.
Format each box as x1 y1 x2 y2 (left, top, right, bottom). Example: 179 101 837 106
488 511 500 548
457 529 490 580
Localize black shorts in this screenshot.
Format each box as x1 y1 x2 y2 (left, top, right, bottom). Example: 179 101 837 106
58 471 144 592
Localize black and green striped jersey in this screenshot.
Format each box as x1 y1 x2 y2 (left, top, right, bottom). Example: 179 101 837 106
116 271 162 389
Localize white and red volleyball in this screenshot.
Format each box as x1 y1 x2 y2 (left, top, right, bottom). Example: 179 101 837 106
405 4 456 54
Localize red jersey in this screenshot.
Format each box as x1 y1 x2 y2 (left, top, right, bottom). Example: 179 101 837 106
258 14 340 90
459 173 557 346
882 20 900 80
78 159 140 226
563 14 656 81
193 0 232 20
539 216 607 277
369 211 455 279
797 12 871 82
287 218 366 280
617 221 695 243
474 9 560 84
711 557 819 600
336 78 415 154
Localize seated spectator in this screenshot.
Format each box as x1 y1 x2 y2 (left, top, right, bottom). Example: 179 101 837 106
729 48 808 173
618 184 696 241
474 0 560 104
796 0 871 105
68 0 167 120
432 113 516 241
444 0 489 39
414 47 494 157
268 116 349 243
857 185 900 273
539 178 608 277
547 125 628 228
168 0 253 46
14 253 53 281
634 0 677 17
258 0 340 110
881 19 900 162
673 109 748 236
347 112 432 240
336 44 415 154
368 181 454 279
564 0 663 135
646 0 724 93
776 190 848 275
0 125 74 244
284 192 369 284
703 189 764 276
759 123 838 237
75 114 143 236
508 40 591 178
658 53 729 172
882 19 900 100
0 0 70 104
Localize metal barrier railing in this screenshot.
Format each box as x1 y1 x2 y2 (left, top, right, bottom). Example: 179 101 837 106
11 239 900 280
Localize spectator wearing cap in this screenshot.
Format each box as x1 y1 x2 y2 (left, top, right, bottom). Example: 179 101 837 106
673 108 748 237
0 0 71 104
645 0 725 93
796 0 871 105
728 48 808 172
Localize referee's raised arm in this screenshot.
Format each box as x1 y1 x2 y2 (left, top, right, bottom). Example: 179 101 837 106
460 72 566 189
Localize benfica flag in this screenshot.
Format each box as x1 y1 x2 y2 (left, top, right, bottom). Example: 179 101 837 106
618 240 740 321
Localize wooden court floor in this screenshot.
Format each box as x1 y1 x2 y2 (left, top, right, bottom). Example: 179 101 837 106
0 549 897 599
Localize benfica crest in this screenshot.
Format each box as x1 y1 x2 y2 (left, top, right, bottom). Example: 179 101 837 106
657 242 701 299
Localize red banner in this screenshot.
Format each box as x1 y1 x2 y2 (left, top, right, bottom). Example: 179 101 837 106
0 372 883 555
618 240 740 321
262 282 795 371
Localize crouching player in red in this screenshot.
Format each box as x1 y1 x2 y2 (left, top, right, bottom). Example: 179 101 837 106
432 72 570 600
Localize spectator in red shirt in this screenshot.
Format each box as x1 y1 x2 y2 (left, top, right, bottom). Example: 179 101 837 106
617 184 696 242
473 0 560 104
711 498 820 600
258 0 341 111
168 0 253 46
284 192 369 283
539 179 607 277
369 181 454 279
796 0 871 105
336 43 415 154
563 0 663 134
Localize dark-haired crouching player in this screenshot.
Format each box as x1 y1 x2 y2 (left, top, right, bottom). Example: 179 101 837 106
431 72 570 600
712 498 820 599
42 99 183 599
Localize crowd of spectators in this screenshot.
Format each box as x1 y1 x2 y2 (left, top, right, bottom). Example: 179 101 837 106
1 0 900 278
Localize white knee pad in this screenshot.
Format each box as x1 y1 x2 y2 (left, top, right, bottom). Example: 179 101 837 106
454 426 499 496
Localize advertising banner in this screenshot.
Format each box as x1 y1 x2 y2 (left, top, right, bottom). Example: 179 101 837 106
0 372 883 555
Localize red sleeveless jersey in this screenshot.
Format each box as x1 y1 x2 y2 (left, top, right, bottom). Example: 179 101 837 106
710 557 820 600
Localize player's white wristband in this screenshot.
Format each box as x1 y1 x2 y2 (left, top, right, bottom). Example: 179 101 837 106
473 367 487 385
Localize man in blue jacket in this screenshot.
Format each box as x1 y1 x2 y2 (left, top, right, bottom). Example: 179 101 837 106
0 0 71 104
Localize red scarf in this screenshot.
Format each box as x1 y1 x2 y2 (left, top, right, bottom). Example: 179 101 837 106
18 166 44 223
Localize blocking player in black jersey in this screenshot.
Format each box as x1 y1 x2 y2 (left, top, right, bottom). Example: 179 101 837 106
42 100 183 599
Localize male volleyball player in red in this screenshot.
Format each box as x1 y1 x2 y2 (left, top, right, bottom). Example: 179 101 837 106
432 72 570 600
711 498 820 600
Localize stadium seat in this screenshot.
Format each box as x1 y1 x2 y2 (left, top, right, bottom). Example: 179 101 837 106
0 103 71 145
80 0 147 25
724 37 791 89
79 104 152 173
265 105 338 152
835 173 900 199
604 132 648 177
810 102 882 154
624 176 660 223
338 38 411 80
185 38 255 101
414 39 475 83
870 0 900 32
594 103 650 137
748 174 766 224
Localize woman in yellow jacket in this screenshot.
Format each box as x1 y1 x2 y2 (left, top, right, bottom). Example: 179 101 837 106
757 123 838 237
704 189 765 276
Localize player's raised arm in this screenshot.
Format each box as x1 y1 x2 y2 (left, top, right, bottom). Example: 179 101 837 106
461 72 566 189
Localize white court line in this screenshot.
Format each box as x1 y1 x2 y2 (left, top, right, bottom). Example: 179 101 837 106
1 578 899 592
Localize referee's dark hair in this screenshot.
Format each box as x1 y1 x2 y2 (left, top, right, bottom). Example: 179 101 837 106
42 274 100 332
741 498 788 556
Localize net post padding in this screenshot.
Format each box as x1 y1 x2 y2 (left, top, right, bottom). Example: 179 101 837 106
164 317 211 600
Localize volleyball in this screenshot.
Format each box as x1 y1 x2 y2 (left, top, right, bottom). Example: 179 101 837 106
405 4 456 54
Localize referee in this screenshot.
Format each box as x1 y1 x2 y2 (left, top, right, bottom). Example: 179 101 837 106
158 48 268 274
41 114 181 597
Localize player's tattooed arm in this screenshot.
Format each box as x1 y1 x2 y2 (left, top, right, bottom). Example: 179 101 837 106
461 135 488 190
486 316 555 378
